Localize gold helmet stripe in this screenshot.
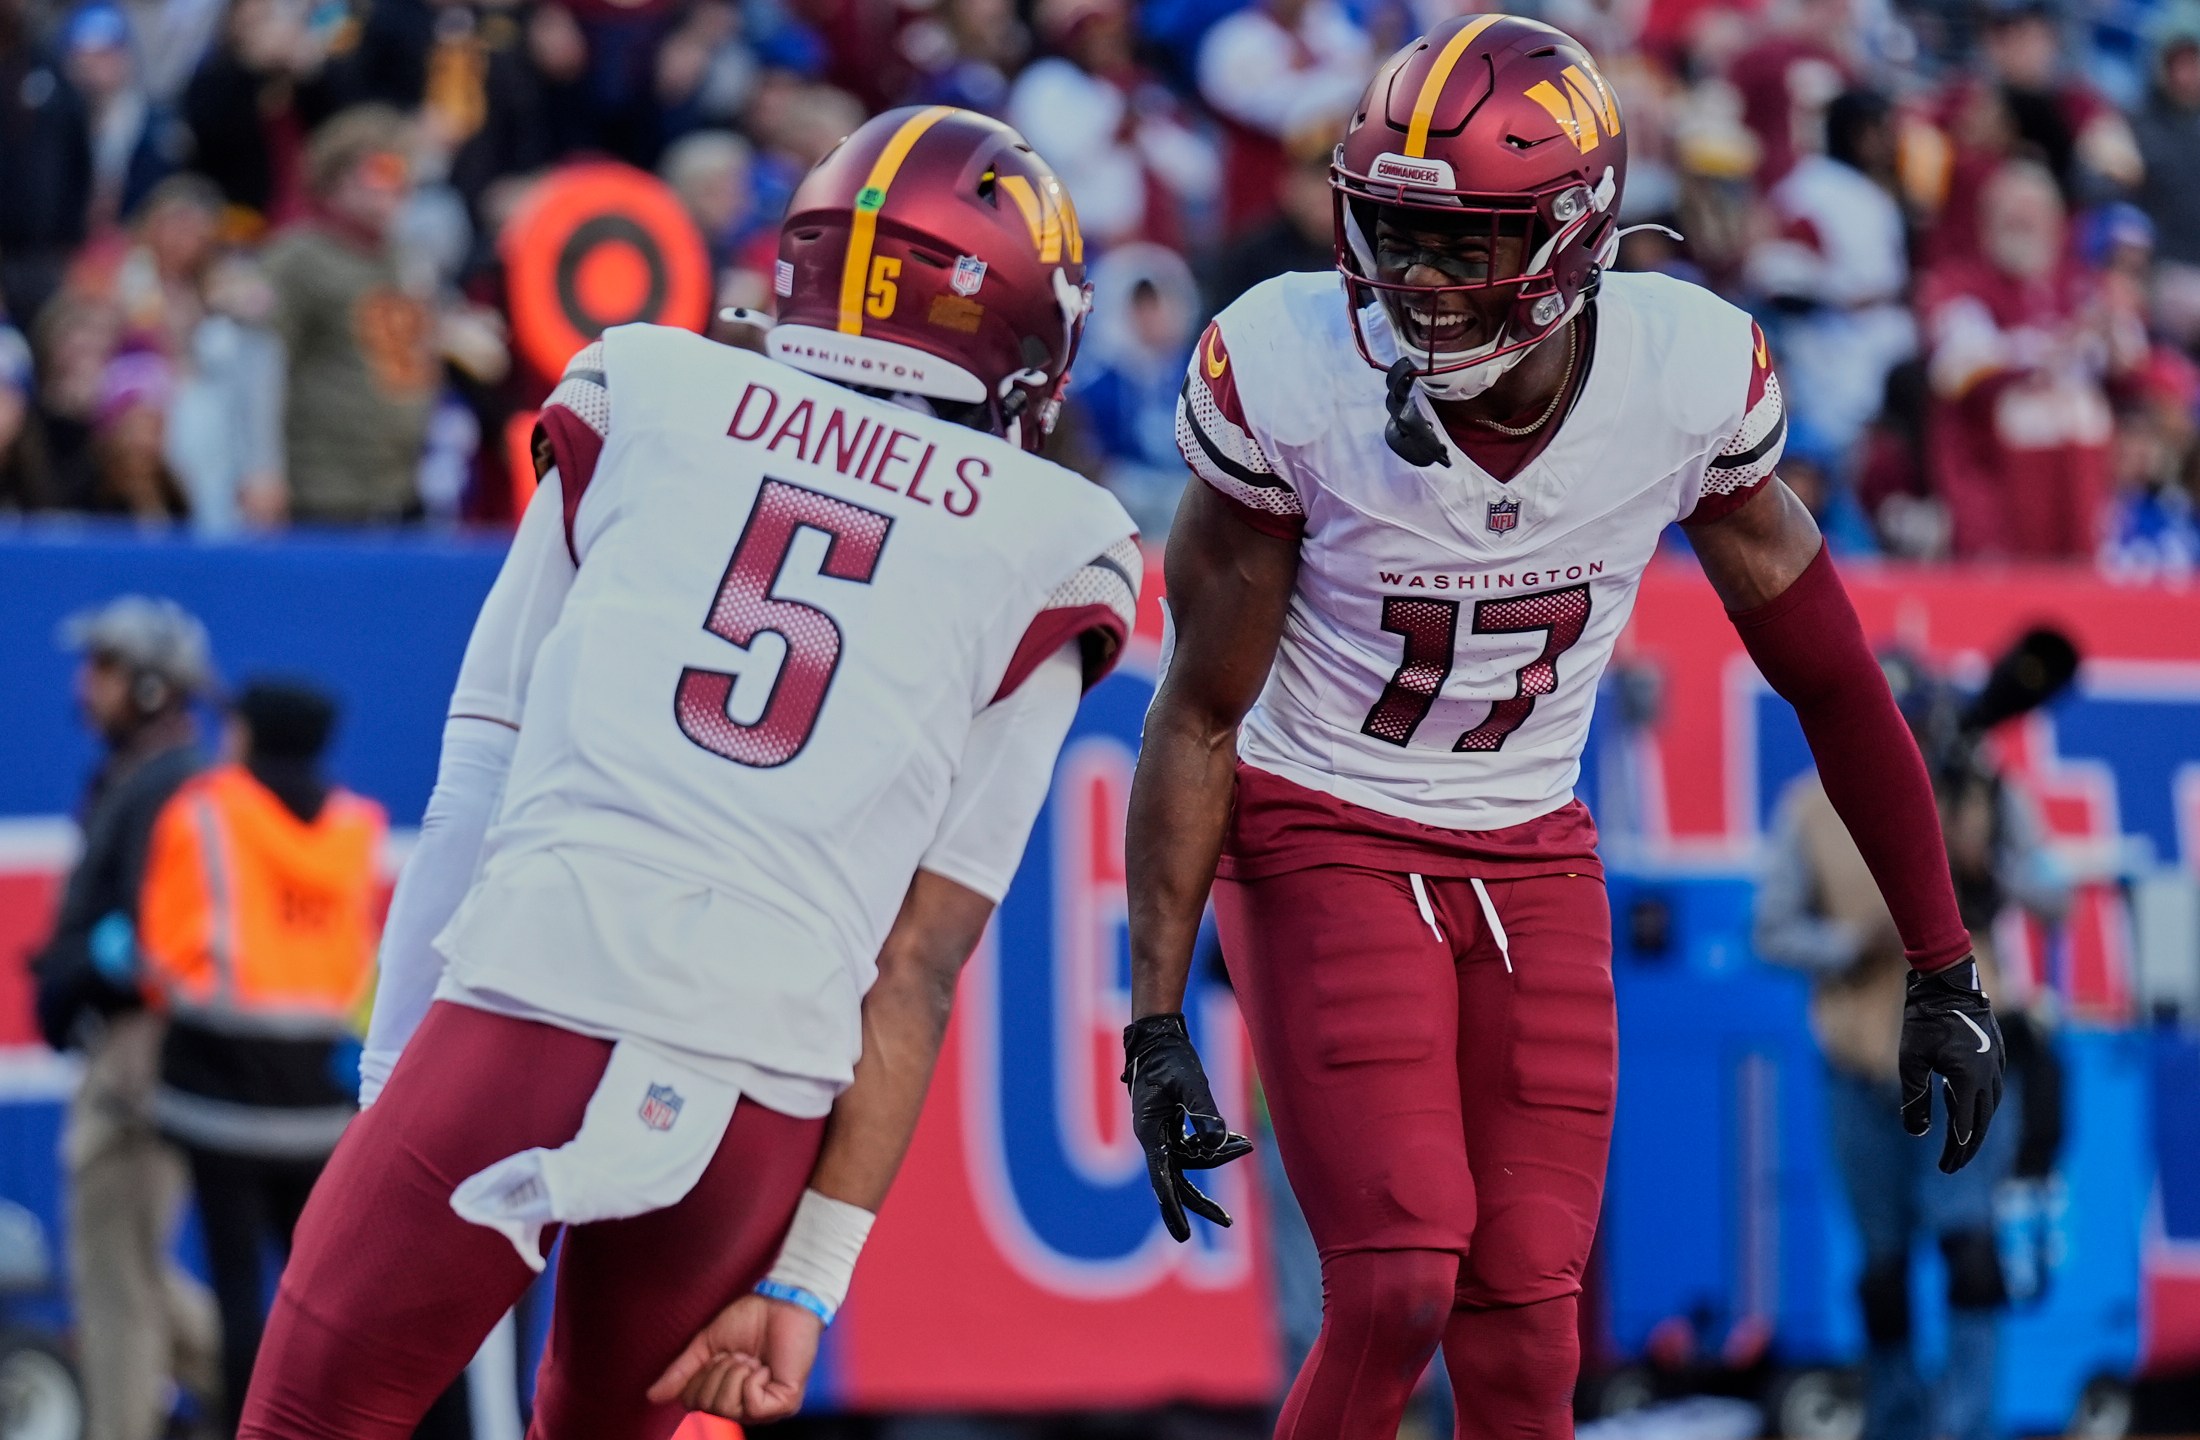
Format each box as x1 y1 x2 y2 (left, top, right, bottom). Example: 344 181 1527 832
837 105 956 335
1404 14 1505 158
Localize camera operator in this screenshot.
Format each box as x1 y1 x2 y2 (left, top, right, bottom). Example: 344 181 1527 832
1755 630 2076 1440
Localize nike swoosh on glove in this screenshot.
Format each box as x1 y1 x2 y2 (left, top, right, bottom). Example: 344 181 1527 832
1899 958 2006 1174
1122 1013 1254 1242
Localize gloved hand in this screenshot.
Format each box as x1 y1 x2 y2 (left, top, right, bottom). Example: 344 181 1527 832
1900 957 2006 1174
1122 1013 1254 1242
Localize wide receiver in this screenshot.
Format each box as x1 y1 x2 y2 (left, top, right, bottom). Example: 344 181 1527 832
239 107 1138 1436
1122 17 2005 1439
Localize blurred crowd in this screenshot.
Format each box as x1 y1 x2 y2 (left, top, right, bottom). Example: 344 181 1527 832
2 0 2199 569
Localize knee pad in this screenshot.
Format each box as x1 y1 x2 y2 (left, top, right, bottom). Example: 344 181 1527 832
1859 1258 1910 1347
1321 1248 1458 1348
1457 1196 1598 1307
1941 1229 2007 1312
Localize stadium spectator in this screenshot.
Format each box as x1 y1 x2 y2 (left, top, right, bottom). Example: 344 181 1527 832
1006 0 1216 250
1203 110 1342 313
1195 0 1371 238
30 288 120 491
65 1 184 232
446 2 600 224
0 0 93 330
31 596 221 1440
1726 0 1854 189
1921 159 2139 559
68 173 221 362
903 0 1029 113
115 0 227 107
180 0 361 225
78 347 189 520
2133 6 2200 346
1974 0 2141 203
1070 242 1200 538
139 678 384 1439
2101 345 2200 580
169 246 286 532
0 322 57 509
264 104 437 524
1757 646 2069 1440
740 74 863 231
1748 89 1916 458
661 127 766 280
1858 362 1958 559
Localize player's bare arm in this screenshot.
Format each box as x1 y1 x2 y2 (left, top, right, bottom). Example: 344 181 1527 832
651 869 995 1423
1127 480 1300 1018
1118 481 1294 1239
1680 472 1824 610
811 870 999 1209
1685 477 2005 1171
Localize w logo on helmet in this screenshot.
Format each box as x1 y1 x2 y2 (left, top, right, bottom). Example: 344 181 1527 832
1525 63 1622 155
996 173 1085 265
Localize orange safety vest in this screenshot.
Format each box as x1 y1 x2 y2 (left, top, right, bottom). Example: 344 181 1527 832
140 764 387 1036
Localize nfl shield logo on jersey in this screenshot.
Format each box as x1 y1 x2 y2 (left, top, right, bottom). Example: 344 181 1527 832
639 1083 683 1131
1487 499 1521 533
951 255 988 297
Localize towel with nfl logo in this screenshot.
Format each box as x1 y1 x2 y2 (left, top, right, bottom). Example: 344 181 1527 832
449 1036 743 1270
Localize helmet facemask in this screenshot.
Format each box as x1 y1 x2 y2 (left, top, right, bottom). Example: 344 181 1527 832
1335 164 1618 401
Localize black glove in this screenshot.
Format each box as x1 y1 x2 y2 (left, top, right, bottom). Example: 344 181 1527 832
1122 1013 1254 1242
1900 958 2006 1174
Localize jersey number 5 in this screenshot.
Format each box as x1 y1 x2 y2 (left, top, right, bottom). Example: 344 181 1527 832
1361 583 1592 751
675 478 893 768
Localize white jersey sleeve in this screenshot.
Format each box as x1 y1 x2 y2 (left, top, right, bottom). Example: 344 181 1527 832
364 468 576 1100
920 643 1082 900
447 456 580 725
532 338 612 564
1677 317 1787 525
1175 311 1306 537
994 534 1142 699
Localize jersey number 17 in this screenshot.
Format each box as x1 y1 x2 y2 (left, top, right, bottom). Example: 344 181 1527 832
1361 583 1593 751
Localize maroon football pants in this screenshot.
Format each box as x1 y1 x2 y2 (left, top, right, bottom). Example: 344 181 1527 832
1214 868 1615 1440
238 1002 825 1440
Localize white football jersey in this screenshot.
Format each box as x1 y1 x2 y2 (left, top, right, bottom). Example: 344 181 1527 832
438 325 1137 1095
1176 270 1784 831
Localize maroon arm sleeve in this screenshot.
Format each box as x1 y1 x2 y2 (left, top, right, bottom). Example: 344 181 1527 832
1729 545 1972 971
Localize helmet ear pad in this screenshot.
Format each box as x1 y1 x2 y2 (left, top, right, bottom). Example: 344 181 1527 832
133 671 169 714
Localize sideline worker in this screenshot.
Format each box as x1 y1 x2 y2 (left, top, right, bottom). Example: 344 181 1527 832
32 595 222 1440
139 678 386 1434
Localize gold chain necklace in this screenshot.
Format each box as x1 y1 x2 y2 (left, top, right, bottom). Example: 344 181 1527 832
1468 319 1578 439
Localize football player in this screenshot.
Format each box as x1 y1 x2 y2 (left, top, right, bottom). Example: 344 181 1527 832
239 107 1138 1437
1121 17 2005 1440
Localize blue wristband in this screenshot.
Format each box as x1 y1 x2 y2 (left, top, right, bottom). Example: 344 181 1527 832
754 1279 835 1326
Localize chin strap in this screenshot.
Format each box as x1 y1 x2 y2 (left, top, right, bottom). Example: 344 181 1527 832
1383 358 1451 469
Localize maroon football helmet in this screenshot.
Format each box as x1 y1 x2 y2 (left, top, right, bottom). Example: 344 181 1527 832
1333 15 1628 399
769 106 1091 451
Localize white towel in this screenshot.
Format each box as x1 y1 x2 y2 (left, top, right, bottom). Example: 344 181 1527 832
450 1038 742 1270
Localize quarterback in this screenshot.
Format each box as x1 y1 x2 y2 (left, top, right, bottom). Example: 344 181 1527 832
1122 16 2005 1440
240 107 1137 1436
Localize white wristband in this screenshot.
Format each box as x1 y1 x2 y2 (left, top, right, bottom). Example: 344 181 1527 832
762 1189 875 1321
